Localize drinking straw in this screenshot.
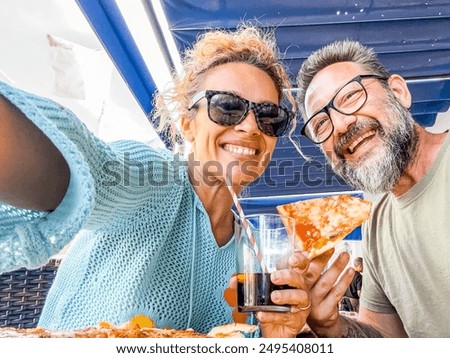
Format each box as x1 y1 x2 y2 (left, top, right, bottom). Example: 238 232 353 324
225 175 267 273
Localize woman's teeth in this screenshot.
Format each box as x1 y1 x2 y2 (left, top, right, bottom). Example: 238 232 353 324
223 144 256 156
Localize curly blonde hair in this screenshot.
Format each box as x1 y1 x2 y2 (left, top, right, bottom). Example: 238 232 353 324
152 24 297 151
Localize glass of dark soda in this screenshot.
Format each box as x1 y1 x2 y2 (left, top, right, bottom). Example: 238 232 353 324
235 213 296 312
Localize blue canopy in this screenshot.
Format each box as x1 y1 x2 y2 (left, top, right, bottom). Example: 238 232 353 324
75 0 450 239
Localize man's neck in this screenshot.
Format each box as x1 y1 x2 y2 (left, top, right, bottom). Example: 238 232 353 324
391 128 448 197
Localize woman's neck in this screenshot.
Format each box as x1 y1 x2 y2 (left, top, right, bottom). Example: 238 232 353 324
188 160 237 247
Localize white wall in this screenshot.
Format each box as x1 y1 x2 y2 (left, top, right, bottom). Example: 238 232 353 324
0 0 164 147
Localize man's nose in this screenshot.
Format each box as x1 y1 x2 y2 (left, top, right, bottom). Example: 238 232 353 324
330 109 357 136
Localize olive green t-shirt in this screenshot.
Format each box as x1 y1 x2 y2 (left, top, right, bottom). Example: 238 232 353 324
361 133 450 338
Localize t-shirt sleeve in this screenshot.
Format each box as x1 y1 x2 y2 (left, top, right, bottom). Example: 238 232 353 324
359 221 397 314
0 81 175 272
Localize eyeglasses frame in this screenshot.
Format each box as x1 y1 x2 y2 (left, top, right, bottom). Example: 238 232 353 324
300 74 388 144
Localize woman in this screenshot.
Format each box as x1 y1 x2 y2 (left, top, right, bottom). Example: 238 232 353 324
0 25 309 337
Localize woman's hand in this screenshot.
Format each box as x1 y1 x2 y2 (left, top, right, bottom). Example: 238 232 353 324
257 252 311 338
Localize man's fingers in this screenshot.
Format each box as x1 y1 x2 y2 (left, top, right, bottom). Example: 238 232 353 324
311 251 351 301
322 267 355 307
305 248 335 288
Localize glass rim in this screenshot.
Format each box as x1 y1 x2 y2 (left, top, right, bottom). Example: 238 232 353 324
232 212 297 228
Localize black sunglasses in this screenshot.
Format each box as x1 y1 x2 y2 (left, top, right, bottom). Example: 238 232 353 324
188 90 293 137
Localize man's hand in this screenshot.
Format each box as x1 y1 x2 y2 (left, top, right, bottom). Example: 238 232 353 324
305 249 355 337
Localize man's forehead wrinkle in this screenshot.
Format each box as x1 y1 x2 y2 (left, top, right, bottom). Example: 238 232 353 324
307 73 351 118
305 83 324 117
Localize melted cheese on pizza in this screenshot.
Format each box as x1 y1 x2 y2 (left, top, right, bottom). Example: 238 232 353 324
277 195 372 258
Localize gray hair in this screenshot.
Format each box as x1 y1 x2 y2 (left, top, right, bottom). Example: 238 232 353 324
296 39 391 122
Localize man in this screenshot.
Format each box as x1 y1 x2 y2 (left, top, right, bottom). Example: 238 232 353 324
340 257 363 313
296 39 450 338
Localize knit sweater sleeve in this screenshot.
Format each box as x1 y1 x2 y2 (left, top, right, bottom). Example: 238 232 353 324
0 81 176 271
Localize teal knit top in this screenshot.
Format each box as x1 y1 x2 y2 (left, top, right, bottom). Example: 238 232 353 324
0 81 236 333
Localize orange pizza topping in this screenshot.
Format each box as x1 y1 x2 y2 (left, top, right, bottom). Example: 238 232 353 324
277 195 372 259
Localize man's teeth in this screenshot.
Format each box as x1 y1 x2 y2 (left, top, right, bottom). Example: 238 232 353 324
348 130 376 154
223 144 256 156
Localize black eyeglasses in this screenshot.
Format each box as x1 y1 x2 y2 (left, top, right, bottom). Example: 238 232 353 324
301 74 388 144
188 90 293 137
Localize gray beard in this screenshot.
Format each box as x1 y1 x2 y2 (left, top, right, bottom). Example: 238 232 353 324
331 97 418 194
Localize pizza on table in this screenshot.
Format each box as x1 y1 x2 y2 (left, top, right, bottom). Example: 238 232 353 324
0 315 257 338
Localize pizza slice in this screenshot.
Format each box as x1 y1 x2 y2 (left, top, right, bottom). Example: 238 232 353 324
276 195 372 259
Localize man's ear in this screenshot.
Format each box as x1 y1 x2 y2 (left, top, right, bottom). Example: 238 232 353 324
180 116 195 142
387 74 412 109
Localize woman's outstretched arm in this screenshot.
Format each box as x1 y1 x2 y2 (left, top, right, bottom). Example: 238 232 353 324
0 95 69 211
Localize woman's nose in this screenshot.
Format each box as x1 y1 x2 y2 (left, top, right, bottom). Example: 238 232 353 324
234 110 260 136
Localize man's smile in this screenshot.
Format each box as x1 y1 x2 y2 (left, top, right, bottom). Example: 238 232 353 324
347 129 377 154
